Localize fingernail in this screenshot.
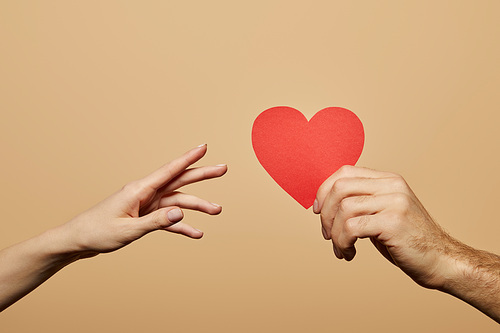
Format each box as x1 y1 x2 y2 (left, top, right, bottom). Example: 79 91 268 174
332 244 340 258
197 143 207 148
211 203 221 208
333 243 345 259
321 227 328 240
167 208 183 222
313 199 319 213
216 164 227 167
345 250 355 261
194 228 203 233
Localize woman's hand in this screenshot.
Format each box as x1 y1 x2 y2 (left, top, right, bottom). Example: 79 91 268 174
59 143 227 257
0 144 227 311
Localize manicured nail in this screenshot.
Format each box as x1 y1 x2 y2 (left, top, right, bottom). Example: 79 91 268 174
167 208 183 222
313 199 319 213
197 143 207 148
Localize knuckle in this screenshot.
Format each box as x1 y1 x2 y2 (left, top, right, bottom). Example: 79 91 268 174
149 212 161 230
357 214 370 229
196 201 206 211
122 180 150 201
386 170 402 178
337 165 355 176
152 211 169 230
331 177 349 194
384 211 403 231
392 192 411 212
389 175 409 191
354 195 370 205
122 181 141 194
344 217 358 236
338 197 354 213
165 192 181 205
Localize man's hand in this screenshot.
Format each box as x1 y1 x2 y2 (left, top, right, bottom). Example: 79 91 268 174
313 165 500 322
313 165 451 289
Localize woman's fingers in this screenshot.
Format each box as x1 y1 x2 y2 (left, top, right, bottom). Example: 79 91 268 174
136 144 208 192
135 206 203 239
158 192 222 215
164 222 204 239
135 207 185 236
139 192 223 238
161 164 228 193
122 144 226 240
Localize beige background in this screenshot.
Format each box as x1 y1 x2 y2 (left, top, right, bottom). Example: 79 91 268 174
1 1 499 332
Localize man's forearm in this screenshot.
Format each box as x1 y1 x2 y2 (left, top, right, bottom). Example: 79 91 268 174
439 241 500 323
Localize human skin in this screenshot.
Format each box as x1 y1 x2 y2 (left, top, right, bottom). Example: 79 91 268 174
0 144 227 312
313 165 500 323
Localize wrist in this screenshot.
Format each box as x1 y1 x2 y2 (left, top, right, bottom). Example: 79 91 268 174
36 224 94 266
427 234 477 293
436 240 500 320
435 250 471 294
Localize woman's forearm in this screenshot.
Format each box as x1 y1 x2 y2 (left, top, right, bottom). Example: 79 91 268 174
0 226 80 312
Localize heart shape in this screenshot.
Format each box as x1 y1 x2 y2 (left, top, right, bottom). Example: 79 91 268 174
252 106 364 208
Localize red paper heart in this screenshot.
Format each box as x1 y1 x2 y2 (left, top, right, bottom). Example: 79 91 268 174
252 106 364 208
